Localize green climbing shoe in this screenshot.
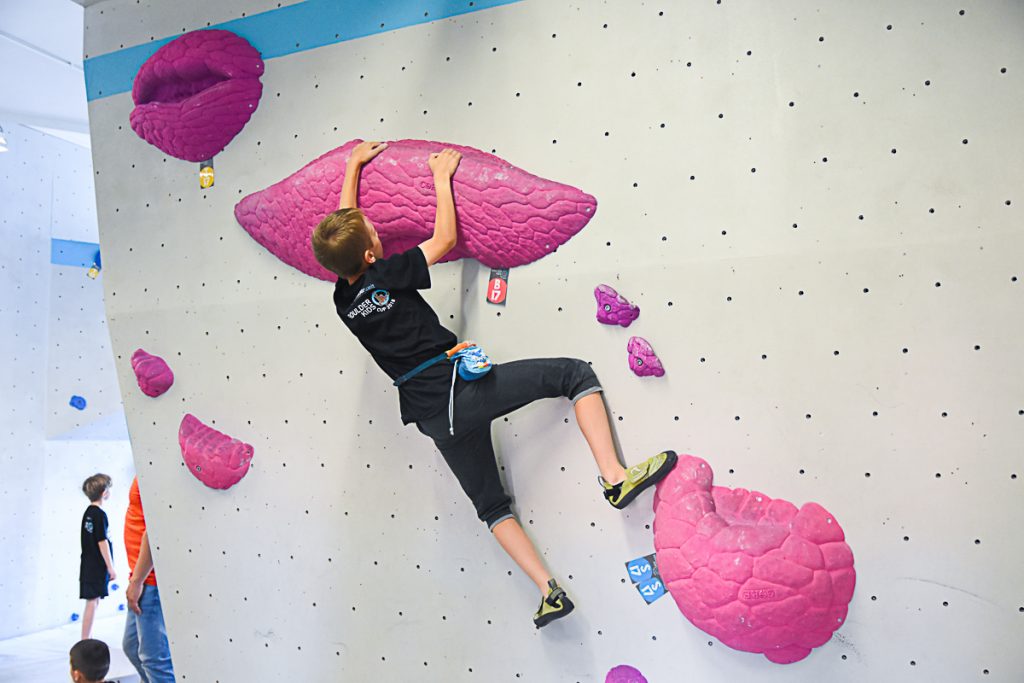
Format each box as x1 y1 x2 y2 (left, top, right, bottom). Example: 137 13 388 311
599 450 678 510
533 579 575 629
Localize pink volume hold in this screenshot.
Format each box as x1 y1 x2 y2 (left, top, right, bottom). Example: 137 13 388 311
178 414 254 490
130 349 174 397
652 454 856 664
233 139 598 280
129 29 264 162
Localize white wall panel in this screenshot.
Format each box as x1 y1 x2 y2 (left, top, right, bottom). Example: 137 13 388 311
85 1 1024 680
1 123 133 639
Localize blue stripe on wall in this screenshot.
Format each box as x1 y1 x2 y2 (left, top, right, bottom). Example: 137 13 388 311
84 0 522 101
51 239 101 268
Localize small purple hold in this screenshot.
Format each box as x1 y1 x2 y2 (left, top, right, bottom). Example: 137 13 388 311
595 284 639 327
131 349 174 397
606 665 648 683
627 336 665 377
69 395 87 410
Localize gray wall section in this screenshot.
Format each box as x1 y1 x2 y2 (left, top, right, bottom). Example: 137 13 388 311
85 1 1023 680
1 124 133 639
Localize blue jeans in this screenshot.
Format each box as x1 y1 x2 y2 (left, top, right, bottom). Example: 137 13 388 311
122 583 175 683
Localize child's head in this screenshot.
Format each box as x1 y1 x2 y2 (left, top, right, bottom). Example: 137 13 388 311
69 638 109 682
82 474 112 503
311 208 383 278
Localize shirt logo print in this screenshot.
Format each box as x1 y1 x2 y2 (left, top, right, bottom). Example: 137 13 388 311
347 289 397 319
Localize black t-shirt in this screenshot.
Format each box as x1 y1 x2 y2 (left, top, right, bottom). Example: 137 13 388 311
80 505 111 581
334 247 458 424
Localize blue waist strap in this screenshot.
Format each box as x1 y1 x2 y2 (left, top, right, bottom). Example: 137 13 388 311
393 352 448 387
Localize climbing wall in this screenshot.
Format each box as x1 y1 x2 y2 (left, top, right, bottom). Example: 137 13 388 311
0 123 134 638
83 0 1024 680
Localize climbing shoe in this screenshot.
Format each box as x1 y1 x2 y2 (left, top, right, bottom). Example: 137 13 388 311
533 579 574 629
599 450 678 510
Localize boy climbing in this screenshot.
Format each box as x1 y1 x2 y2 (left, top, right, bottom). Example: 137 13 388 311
312 139 677 628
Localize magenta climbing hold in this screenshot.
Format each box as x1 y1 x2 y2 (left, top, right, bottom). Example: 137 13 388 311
233 139 598 280
627 336 664 377
130 349 174 397
653 454 856 664
605 665 648 683
595 285 639 327
129 29 264 162
178 414 254 490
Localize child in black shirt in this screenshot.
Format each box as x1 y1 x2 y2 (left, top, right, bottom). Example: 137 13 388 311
313 140 676 627
79 474 116 640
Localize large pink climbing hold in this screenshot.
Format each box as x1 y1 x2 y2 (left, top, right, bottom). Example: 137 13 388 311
130 349 174 397
627 336 665 377
129 29 264 162
178 415 254 490
605 665 648 683
595 285 639 327
653 454 856 664
233 139 597 280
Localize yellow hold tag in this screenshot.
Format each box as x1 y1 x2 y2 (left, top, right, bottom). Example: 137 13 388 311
86 264 100 279
199 158 214 188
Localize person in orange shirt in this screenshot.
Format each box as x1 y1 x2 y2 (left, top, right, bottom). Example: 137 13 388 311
122 476 175 682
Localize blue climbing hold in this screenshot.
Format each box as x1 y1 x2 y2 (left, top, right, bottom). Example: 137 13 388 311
118 603 126 611
110 583 119 591
70 612 80 622
69 395 87 410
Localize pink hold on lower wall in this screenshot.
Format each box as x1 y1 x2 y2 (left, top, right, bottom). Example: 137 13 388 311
130 349 174 397
178 414 254 490
652 454 856 664
605 665 648 683
234 139 598 281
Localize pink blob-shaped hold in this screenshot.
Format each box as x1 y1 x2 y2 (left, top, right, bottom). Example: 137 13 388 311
653 455 856 664
233 139 598 279
130 349 174 397
627 336 664 377
595 285 639 327
178 414 254 490
130 29 264 162
605 665 648 683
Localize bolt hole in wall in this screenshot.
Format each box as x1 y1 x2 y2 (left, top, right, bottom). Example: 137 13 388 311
75 0 1024 681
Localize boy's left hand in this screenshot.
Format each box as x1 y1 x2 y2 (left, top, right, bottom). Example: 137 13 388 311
349 140 388 165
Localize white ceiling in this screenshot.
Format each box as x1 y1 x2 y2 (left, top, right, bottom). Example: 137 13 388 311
0 0 90 147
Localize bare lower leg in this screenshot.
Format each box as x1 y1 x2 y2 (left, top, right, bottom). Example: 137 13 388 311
574 393 627 484
81 598 98 639
491 518 553 595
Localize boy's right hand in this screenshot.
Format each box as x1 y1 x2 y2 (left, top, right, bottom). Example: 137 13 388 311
428 148 462 179
349 140 387 166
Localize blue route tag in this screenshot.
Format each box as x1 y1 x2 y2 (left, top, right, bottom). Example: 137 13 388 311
626 556 655 584
636 577 666 604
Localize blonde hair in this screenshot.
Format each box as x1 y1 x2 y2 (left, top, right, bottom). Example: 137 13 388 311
311 208 373 278
82 474 112 502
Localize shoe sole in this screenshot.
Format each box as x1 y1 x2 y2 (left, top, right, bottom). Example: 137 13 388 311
612 450 678 510
534 597 575 629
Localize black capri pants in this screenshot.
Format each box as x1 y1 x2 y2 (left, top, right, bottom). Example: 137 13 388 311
415 358 602 530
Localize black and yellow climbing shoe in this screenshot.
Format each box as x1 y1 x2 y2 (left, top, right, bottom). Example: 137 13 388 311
599 450 678 510
533 579 574 629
